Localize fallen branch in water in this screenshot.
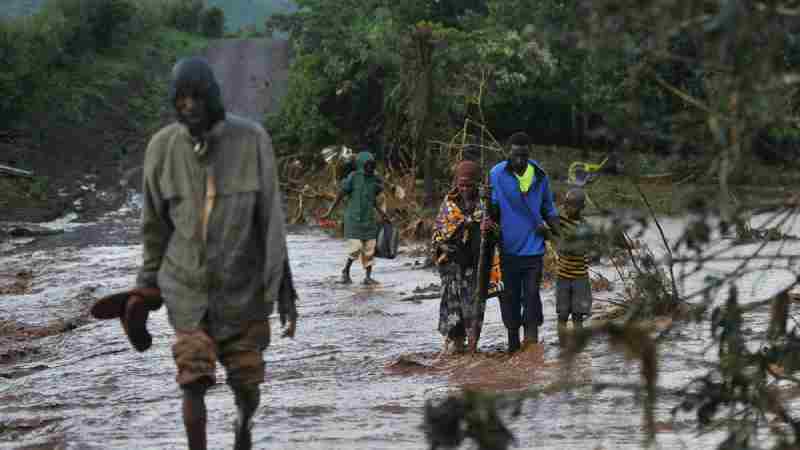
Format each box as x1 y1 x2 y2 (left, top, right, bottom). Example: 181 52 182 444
399 293 440 302
272 350 341 363
0 164 33 178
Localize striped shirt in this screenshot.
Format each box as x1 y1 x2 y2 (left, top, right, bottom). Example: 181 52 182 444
556 213 589 279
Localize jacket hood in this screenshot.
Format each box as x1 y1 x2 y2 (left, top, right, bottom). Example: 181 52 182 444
355 151 375 171
169 57 226 130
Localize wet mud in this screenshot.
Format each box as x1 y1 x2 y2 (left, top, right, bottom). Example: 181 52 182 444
1 207 799 449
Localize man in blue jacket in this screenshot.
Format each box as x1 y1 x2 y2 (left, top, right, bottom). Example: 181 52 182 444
484 132 559 352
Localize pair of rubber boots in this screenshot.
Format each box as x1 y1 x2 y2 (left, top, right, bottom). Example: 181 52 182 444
507 325 538 353
90 287 164 351
341 259 378 285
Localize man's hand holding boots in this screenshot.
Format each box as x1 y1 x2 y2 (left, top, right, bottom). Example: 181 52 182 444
90 287 163 352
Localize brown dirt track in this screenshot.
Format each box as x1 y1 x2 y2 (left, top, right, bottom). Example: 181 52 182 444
205 38 289 122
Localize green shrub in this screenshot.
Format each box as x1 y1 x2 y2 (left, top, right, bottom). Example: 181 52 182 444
43 0 136 56
165 0 204 33
0 0 190 123
200 6 224 38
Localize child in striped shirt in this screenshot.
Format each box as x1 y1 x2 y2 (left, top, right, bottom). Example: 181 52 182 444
555 188 592 340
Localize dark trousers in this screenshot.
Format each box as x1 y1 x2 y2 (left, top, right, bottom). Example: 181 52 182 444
499 254 544 330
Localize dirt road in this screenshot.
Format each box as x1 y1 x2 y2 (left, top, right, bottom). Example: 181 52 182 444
205 38 290 123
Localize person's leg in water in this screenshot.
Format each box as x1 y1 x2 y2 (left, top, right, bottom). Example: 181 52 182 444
572 276 591 332
341 258 354 284
521 256 544 346
343 239 363 284
232 385 260 450
556 277 572 346
172 328 217 450
362 239 379 285
182 383 209 450
448 325 467 354
219 321 270 450
499 261 523 353
572 313 584 330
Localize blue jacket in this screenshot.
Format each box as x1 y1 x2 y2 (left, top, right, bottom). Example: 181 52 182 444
490 160 558 256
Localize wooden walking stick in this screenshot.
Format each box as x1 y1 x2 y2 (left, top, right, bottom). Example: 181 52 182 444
469 173 494 353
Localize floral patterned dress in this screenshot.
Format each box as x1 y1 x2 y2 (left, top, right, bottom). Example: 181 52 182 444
432 190 503 340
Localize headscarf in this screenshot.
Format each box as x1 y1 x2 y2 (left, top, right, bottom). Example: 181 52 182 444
454 160 480 186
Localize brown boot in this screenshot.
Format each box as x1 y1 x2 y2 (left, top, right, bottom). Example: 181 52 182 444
121 296 152 352
91 288 163 352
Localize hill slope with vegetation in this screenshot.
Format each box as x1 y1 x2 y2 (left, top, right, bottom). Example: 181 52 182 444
0 0 219 222
204 0 295 32
0 0 48 19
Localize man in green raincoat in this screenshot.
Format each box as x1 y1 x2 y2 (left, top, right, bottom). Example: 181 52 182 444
323 151 388 285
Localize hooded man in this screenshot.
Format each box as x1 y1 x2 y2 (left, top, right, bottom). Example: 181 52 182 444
483 132 559 352
136 56 297 450
323 150 388 285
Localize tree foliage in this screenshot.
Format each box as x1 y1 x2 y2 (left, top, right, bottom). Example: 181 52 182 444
0 0 214 126
264 0 638 220
200 6 225 38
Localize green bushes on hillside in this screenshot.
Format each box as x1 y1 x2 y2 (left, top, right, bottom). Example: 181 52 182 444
164 0 204 33
200 7 225 38
53 0 137 53
0 0 154 121
0 0 224 125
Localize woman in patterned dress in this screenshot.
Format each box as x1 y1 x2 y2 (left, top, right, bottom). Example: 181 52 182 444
432 160 502 353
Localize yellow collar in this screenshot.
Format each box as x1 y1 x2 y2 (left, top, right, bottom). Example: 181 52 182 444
515 164 535 193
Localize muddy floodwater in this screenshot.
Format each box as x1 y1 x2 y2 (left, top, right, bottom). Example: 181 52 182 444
1 202 799 450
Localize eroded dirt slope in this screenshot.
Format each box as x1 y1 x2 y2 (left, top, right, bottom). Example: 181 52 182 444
205 38 289 123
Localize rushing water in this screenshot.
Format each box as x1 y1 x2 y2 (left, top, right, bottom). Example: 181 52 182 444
1 203 799 450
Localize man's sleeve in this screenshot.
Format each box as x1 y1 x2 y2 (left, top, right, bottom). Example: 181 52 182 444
136 140 173 289
257 129 288 306
541 176 559 219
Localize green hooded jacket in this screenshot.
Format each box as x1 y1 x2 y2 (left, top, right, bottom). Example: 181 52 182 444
341 151 383 240
137 115 288 341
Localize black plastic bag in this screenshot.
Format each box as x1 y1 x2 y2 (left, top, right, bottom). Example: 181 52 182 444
375 222 400 259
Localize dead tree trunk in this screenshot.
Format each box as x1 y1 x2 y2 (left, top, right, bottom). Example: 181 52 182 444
408 25 436 208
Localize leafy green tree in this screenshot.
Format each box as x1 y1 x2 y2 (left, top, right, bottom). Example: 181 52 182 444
200 6 225 38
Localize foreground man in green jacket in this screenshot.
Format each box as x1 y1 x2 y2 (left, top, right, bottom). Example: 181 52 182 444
137 57 297 450
323 151 387 285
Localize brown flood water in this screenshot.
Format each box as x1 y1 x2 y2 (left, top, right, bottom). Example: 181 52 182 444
1 203 799 449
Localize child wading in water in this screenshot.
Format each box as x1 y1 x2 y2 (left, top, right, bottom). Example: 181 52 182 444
554 188 592 343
